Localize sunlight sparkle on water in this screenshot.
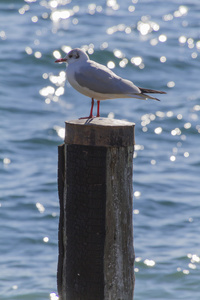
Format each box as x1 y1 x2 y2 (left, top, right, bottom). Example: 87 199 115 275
49 72 66 85
163 14 173 21
137 22 150 36
107 24 127 35
141 119 150 127
0 30 6 40
137 18 159 36
187 254 200 263
171 128 181 136
184 152 189 158
128 5 135 13
125 27 132 34
107 0 119 10
196 40 200 50
43 237 49 243
150 38 158 46
88 4 102 14
156 111 165 118
50 293 59 300
51 9 73 22
45 98 51 104
166 111 173 117
184 122 191 129
119 58 128 68
113 49 124 58
150 113 156 120
12 285 18 290
34 51 42 58
3 158 11 165
88 4 97 15
181 134 186 141
54 126 65 139
131 56 142 66
170 155 176 162
177 114 182 120
135 144 144 151
107 61 115 69
154 127 162 134
31 16 38 23
49 0 58 9
61 45 72 53
167 81 175 88
135 257 141 262
42 12 49 19
160 56 167 63
55 86 65 96
40 86 55 96
144 259 155 267
191 52 198 59
179 35 187 44
53 50 61 59
25 46 32 55
100 42 108 50
134 267 139 272
107 112 115 119
193 105 200 111
159 34 167 43
174 5 188 18
142 127 148 132
197 126 200 133
187 38 194 49
134 191 141 198
36 202 45 213
43 73 48 79
18 5 30 15
188 263 196 270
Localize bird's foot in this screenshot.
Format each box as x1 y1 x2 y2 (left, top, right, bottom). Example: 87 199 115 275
79 99 101 119
78 116 101 119
79 115 95 120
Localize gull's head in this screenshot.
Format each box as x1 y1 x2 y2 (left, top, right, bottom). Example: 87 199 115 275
55 48 89 64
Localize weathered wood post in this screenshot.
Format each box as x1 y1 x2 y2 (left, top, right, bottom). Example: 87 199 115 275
57 117 135 300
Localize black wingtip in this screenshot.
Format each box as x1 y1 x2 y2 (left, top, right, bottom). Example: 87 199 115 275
139 87 167 94
153 97 161 101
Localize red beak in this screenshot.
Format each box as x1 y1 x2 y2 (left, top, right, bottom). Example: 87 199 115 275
55 58 67 63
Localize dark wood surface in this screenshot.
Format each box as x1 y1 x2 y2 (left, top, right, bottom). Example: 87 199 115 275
58 118 135 300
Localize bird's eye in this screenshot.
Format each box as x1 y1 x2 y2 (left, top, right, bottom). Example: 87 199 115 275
68 54 72 58
75 54 79 59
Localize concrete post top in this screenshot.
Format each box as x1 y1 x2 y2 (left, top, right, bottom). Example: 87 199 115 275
65 117 135 147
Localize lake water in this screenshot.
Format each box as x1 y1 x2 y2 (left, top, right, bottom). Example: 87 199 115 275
0 0 200 299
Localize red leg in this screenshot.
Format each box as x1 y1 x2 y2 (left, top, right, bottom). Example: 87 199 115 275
96 100 100 117
79 98 94 119
89 98 94 118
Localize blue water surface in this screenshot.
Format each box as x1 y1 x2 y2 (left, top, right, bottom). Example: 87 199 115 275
0 0 200 299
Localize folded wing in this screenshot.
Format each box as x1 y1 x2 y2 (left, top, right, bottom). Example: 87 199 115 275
74 61 140 95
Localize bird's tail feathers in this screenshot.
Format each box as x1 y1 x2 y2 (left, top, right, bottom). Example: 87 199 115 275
139 87 166 94
135 93 161 101
136 87 166 101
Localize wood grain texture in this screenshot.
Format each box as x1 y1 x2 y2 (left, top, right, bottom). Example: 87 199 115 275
57 118 135 300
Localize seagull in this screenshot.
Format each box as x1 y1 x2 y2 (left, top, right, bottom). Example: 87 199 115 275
55 48 166 119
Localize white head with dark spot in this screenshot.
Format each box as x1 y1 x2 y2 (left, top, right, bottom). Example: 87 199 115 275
55 48 89 64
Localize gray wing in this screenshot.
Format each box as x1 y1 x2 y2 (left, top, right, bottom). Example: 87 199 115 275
74 61 140 95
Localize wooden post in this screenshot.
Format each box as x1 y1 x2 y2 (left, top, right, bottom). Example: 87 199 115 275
57 117 135 300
